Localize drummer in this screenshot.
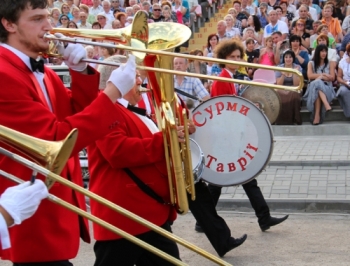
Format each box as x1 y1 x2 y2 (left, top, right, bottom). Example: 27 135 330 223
197 39 289 233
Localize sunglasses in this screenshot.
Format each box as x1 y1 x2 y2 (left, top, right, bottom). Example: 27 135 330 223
153 9 161 11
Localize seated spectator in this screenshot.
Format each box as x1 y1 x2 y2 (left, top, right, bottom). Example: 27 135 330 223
225 15 241 39
125 6 134 17
242 27 261 49
216 20 229 41
233 0 248 29
263 10 289 41
259 36 275 66
289 35 310 79
309 20 323 48
188 50 209 90
111 0 126 12
321 4 343 43
275 50 303 125
96 13 112 29
78 12 92 28
85 45 97 68
272 31 290 64
115 12 127 27
50 8 61 27
112 19 122 29
125 16 134 26
279 0 294 27
295 0 318 21
291 4 314 35
227 8 243 34
203 34 220 76
61 3 73 19
341 14 350 35
198 0 210 22
274 6 289 25
162 8 174 21
161 1 178 22
172 0 188 25
58 14 70 28
339 31 350 58
79 4 97 24
336 43 350 117
92 21 102 29
256 3 270 28
71 6 81 24
311 34 339 66
312 24 336 49
292 19 311 50
67 20 78 28
152 3 165 22
245 37 260 79
344 0 350 17
246 15 263 45
132 4 141 14
98 55 127 90
303 44 335 125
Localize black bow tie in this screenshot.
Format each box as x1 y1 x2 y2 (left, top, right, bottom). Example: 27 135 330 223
30 58 45 73
127 104 147 116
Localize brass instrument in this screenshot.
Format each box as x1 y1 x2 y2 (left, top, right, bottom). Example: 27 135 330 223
143 23 195 213
45 23 304 93
0 126 231 266
0 125 77 188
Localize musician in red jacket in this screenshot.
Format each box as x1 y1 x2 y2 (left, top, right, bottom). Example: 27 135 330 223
88 72 183 265
0 0 137 264
203 39 289 233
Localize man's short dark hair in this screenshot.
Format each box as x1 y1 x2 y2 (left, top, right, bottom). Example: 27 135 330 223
0 0 48 42
271 31 282 37
214 39 244 68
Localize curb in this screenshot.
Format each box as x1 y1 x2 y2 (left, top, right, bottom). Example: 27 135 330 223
217 198 350 213
268 160 350 167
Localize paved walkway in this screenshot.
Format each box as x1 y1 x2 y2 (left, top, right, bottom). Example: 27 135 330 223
219 136 350 211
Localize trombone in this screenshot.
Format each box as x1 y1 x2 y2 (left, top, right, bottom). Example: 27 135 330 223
0 125 231 266
45 25 304 93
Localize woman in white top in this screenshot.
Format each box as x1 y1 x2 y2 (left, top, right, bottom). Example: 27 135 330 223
224 14 241 39
336 43 350 117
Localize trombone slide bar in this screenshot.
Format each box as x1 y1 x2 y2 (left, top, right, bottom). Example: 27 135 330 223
0 170 186 266
0 147 231 266
82 58 300 93
45 35 303 92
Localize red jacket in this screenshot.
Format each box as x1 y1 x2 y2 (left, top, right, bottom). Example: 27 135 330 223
88 105 177 240
210 68 237 97
0 47 126 262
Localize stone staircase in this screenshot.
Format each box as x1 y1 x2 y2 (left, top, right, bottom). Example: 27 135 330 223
181 0 233 53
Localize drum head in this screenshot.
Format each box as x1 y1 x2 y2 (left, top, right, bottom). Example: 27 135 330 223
241 85 281 124
191 96 274 186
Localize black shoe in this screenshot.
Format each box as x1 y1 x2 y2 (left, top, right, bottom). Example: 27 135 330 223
218 234 248 257
194 224 204 233
260 215 289 232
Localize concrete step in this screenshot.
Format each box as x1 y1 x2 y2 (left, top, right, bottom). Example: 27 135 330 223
272 122 350 136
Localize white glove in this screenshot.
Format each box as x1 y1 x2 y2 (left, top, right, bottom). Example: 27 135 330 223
107 54 136 97
54 33 87 72
0 180 48 225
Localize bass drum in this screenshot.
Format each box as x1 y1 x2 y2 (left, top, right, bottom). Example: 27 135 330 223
191 96 273 186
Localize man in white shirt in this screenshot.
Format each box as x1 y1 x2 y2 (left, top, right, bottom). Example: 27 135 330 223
54 0 65 9
90 0 104 16
216 20 229 41
263 10 289 40
295 0 317 21
101 0 116 22
78 12 92 28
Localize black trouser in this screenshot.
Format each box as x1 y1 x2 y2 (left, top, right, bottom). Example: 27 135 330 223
208 179 271 224
188 181 233 255
93 222 180 266
13 261 72 266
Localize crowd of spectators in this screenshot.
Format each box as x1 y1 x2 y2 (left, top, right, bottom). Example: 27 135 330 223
47 0 350 126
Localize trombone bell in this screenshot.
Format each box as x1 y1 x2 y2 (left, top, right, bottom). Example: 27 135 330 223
0 125 78 189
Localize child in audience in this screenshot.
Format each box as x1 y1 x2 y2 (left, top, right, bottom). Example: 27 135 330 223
259 36 275 66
